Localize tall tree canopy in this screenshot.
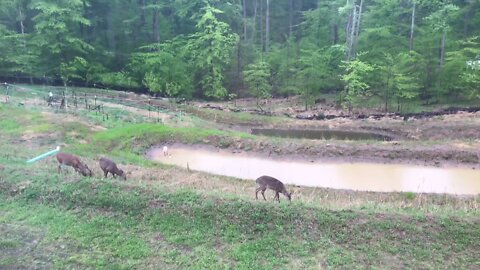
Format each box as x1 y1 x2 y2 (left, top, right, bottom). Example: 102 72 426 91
0 0 479 105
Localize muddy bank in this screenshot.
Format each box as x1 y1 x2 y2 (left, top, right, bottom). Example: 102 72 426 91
157 134 480 169
270 110 480 141
291 106 480 121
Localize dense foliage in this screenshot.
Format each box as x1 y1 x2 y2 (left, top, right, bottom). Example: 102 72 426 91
0 0 479 109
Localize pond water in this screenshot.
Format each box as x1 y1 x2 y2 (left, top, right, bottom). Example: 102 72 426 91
251 128 392 141
148 146 480 195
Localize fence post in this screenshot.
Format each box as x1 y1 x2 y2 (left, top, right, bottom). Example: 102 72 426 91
148 99 151 119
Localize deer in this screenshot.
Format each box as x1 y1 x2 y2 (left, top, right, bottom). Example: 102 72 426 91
56 152 93 177
99 157 126 180
255 175 292 202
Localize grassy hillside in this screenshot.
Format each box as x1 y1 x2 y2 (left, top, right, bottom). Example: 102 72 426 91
0 103 479 269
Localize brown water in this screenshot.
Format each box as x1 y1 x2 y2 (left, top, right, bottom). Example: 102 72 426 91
148 146 480 195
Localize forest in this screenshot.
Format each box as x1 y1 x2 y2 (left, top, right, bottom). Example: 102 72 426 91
0 0 479 111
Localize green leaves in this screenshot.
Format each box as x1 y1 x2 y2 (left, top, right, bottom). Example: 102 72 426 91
244 61 271 109
59 56 88 84
28 0 93 76
132 41 193 97
188 4 238 99
425 2 459 32
341 57 375 109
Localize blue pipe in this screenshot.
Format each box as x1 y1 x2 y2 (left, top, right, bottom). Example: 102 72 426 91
26 146 60 164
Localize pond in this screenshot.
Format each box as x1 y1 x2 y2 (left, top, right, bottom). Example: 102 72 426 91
251 128 392 141
148 145 480 195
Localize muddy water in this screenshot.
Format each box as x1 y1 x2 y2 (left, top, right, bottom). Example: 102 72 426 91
148 146 480 195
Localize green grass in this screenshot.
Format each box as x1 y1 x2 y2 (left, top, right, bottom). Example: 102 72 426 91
1 89 480 269
82 123 253 157
1 172 479 269
183 105 284 126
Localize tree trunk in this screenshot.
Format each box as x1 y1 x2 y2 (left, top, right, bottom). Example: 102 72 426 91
243 0 247 41
385 64 392 112
345 7 352 42
409 1 415 51
252 0 258 44
152 8 160 43
316 0 321 45
352 0 364 58
265 0 270 52
332 23 339 44
236 40 242 90
463 7 470 37
260 0 264 51
347 4 357 60
106 11 116 50
139 0 146 27
18 8 26 48
440 30 446 67
297 0 303 42
289 0 293 39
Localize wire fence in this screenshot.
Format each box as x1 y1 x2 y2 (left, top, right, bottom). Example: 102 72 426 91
1 83 186 124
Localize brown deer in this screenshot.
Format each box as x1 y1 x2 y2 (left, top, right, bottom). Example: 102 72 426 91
56 152 93 177
255 175 292 202
99 157 126 180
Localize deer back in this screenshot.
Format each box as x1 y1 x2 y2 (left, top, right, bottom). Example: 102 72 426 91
57 152 82 167
256 175 286 192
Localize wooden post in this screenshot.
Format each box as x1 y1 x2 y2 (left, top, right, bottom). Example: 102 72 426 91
148 99 151 119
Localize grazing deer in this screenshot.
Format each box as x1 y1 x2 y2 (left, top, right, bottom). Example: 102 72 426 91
99 157 126 180
56 152 93 177
255 175 292 202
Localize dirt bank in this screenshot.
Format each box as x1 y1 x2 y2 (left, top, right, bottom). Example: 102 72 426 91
158 134 480 170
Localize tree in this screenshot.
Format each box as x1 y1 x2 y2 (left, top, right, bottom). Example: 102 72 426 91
378 51 422 112
296 44 345 110
188 4 238 99
441 36 480 98
340 0 364 60
425 1 459 67
243 60 271 110
132 42 193 98
29 0 94 77
409 0 416 51
341 57 375 112
390 52 422 111
265 0 270 52
59 56 88 86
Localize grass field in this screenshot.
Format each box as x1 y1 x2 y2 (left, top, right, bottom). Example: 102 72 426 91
0 92 479 269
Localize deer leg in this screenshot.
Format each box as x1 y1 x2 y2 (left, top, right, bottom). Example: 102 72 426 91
275 192 280 202
58 164 62 174
261 188 267 201
255 187 262 200
103 170 108 178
